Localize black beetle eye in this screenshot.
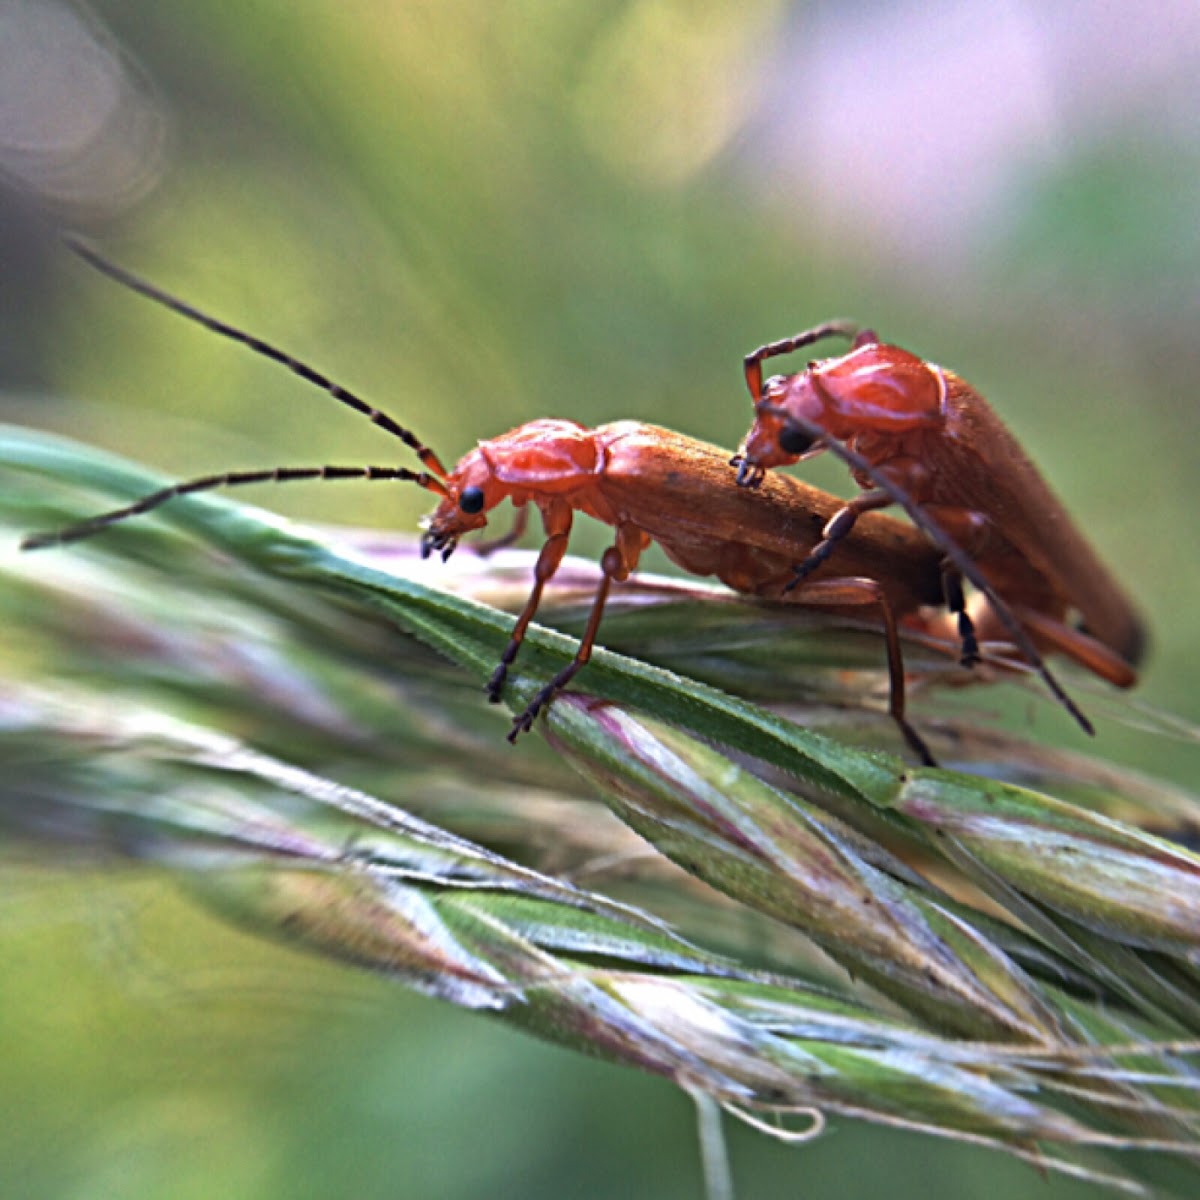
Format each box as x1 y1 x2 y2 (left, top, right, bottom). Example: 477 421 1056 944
459 486 485 515
778 424 816 456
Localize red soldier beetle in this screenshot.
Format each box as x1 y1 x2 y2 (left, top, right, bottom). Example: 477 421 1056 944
731 323 1148 738
23 240 961 762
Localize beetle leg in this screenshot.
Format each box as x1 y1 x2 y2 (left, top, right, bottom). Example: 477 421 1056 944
473 503 529 556
940 565 981 668
508 523 647 740
1007 606 1137 689
783 489 893 592
789 575 936 767
487 500 572 702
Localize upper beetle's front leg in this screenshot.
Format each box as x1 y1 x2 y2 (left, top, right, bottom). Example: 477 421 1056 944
783 488 894 591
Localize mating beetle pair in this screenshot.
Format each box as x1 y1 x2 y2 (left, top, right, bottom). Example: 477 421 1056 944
24 240 1145 760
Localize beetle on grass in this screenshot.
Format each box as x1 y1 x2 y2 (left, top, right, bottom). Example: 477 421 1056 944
21 241 1003 762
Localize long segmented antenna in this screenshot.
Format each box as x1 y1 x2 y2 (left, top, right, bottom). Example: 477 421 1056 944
21 239 457 551
775 411 1096 737
61 235 449 478
743 319 861 404
21 465 447 551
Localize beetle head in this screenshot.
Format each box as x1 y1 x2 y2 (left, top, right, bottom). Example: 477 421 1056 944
733 372 830 484
420 448 498 560
735 340 946 484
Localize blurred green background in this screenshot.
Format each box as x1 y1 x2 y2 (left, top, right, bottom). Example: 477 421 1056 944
1 1 1198 1197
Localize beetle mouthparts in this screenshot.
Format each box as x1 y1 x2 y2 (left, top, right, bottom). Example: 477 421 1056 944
420 528 456 560
731 454 764 489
